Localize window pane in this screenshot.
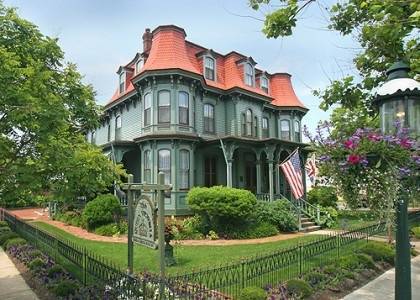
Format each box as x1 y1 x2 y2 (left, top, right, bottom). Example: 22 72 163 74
144 108 151 126
179 92 189 108
204 57 215 81
144 93 151 109
281 120 290 140
262 118 268 129
205 57 214 69
179 150 190 189
204 104 215 132
119 72 125 93
158 91 170 106
245 64 253 86
158 149 171 184
254 116 258 137
116 115 122 128
144 150 151 183
159 107 170 123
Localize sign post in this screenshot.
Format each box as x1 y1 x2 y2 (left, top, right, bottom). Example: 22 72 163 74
126 174 134 275
157 172 166 297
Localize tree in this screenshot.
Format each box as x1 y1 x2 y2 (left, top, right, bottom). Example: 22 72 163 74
250 0 419 134
0 2 123 207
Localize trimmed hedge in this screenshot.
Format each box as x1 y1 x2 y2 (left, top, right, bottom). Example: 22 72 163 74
82 194 122 230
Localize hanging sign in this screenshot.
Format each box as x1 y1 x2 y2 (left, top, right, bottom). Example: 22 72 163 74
133 195 157 249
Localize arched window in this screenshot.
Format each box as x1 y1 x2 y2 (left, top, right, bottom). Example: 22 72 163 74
203 104 215 133
144 150 151 183
254 116 258 137
158 90 170 124
119 72 125 93
245 63 254 86
115 115 122 129
179 150 190 189
260 76 269 93
281 120 290 140
294 120 301 142
204 57 215 81
144 93 151 126
158 149 171 184
246 109 253 136
178 91 189 125
262 117 269 138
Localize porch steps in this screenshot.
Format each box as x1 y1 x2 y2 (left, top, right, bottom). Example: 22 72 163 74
300 216 321 233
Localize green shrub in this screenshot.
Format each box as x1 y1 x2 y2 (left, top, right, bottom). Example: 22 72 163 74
187 186 256 229
253 199 298 232
0 227 11 234
176 216 205 240
238 286 266 300
0 221 9 227
29 249 43 259
317 206 338 228
0 232 19 247
356 253 376 269
82 194 122 230
323 264 340 275
59 211 83 227
47 264 64 278
286 279 312 299
223 222 278 239
29 257 44 270
338 254 361 270
94 223 120 236
411 226 420 239
5 237 27 250
52 280 78 297
302 271 328 288
358 242 395 265
307 186 338 208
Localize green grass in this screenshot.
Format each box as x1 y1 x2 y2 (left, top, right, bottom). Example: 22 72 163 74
31 221 319 275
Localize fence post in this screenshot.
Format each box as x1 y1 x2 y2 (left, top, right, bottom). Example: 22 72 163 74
337 233 340 259
83 247 87 286
241 259 246 290
298 244 302 276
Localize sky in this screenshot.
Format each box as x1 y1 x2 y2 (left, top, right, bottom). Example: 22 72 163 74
4 0 359 135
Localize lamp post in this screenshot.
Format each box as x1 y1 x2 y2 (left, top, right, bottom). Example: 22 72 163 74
374 61 420 300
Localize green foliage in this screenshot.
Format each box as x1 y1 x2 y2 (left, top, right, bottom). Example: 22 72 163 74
253 199 298 232
0 226 11 234
4 237 27 250
0 232 18 246
82 194 122 230
28 257 44 270
235 222 279 239
411 226 420 239
358 242 395 265
206 230 219 240
0 2 123 206
0 221 8 227
317 206 338 228
56 210 83 227
52 280 78 297
286 279 312 299
238 286 267 300
302 271 328 288
338 254 361 270
94 223 125 236
47 264 64 278
175 216 205 240
307 186 338 208
356 253 376 269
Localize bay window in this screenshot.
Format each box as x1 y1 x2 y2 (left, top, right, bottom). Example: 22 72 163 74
281 120 290 140
179 91 189 125
158 90 170 124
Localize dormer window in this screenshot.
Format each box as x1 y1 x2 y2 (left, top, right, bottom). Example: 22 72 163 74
261 76 269 93
245 63 254 86
204 56 215 81
119 72 126 93
135 59 143 74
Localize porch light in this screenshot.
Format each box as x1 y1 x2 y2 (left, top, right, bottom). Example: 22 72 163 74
374 61 420 300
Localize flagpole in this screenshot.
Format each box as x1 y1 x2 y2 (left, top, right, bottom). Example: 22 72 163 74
278 147 299 166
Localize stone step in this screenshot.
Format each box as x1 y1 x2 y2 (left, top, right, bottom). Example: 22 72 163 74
301 225 321 233
301 221 316 228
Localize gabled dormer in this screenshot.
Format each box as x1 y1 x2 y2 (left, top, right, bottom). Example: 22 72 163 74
117 66 133 94
256 71 269 94
236 56 257 87
196 49 217 82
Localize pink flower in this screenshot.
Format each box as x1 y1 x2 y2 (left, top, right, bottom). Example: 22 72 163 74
398 138 414 149
347 154 362 165
344 140 357 150
367 133 382 142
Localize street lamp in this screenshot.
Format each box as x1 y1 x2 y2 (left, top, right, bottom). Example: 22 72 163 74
374 61 420 300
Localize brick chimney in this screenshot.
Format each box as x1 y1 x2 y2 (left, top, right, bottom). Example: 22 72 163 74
142 28 152 53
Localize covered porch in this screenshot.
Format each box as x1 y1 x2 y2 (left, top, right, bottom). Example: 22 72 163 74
197 137 309 202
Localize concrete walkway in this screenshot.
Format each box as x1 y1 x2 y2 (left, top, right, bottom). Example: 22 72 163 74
0 248 38 300
343 252 420 299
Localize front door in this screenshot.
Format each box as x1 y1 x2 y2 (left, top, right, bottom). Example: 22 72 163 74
245 161 256 193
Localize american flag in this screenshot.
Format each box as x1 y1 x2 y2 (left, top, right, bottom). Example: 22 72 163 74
305 154 318 184
280 149 304 200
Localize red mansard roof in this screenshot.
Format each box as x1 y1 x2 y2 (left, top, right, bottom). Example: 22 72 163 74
107 25 306 110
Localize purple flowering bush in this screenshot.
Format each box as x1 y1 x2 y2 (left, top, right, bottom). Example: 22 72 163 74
304 121 419 217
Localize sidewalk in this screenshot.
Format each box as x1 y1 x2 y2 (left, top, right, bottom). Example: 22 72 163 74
343 251 420 300
0 248 38 300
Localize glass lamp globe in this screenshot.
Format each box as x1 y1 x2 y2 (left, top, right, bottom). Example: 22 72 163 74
375 61 420 138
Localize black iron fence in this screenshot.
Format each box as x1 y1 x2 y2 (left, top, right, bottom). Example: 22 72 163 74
2 208 411 299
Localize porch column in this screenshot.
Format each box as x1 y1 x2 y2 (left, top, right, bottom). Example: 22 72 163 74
256 160 261 194
274 152 281 197
227 159 233 187
268 160 274 201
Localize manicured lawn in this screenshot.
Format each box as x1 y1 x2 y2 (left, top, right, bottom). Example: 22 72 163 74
32 221 320 274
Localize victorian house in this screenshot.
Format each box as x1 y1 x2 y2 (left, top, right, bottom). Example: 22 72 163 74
87 25 309 216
